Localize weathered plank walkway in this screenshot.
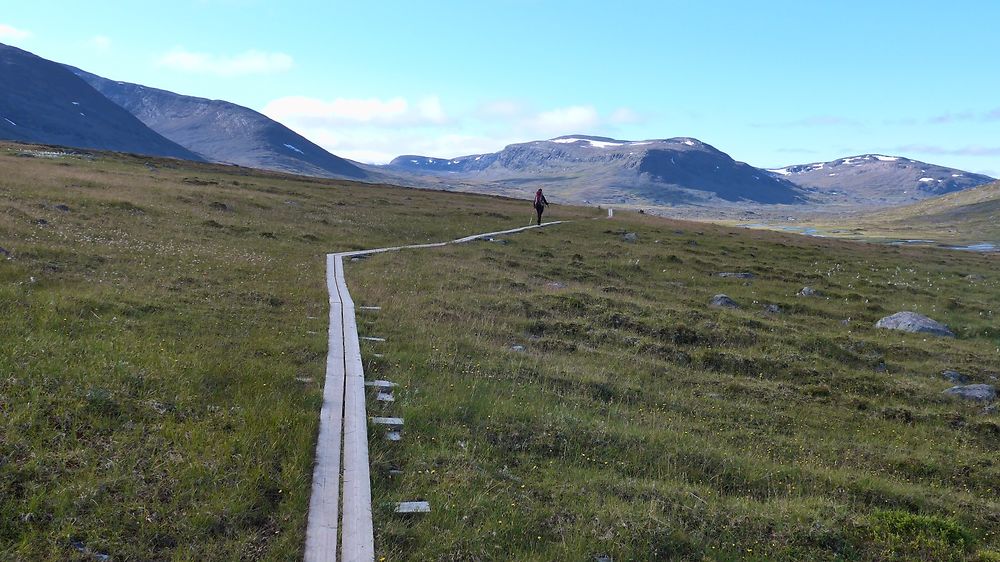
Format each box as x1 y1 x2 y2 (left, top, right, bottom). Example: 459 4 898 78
304 221 565 561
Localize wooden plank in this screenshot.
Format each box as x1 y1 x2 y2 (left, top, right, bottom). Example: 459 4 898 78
303 254 346 562
360 336 385 342
370 417 404 430
364 380 397 389
394 501 431 514
303 222 572 560
337 257 375 562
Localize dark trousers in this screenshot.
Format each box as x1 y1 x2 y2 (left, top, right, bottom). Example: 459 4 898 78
534 204 544 225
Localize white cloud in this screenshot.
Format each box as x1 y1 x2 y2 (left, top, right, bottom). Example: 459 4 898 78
157 48 293 76
0 23 32 41
476 99 525 119
261 95 643 164
299 127 517 164
609 107 643 125
528 105 600 135
89 35 112 51
263 95 448 127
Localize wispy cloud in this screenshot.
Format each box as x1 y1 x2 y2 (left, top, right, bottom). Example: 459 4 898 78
608 107 644 125
89 35 112 52
262 97 645 164
475 99 524 119
926 107 1000 124
528 105 600 135
158 48 293 76
751 115 862 128
263 95 449 127
894 144 1000 157
0 23 32 41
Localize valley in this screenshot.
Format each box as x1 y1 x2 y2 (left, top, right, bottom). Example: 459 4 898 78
1 144 997 560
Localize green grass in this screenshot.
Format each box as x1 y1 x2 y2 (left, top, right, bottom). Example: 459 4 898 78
847 180 1000 244
350 217 999 560
0 143 595 560
2 142 998 560
739 180 1000 246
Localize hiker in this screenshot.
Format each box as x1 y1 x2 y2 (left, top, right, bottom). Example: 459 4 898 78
533 188 549 225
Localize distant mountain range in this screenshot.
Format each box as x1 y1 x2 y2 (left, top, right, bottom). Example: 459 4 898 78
380 135 806 205
65 65 367 179
768 154 993 205
379 137 995 207
0 43 201 161
1 42 993 208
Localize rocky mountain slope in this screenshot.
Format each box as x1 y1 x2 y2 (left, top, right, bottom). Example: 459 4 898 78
383 135 806 205
0 43 201 161
67 66 367 179
768 154 993 205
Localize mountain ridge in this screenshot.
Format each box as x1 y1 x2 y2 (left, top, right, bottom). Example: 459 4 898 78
382 135 807 205
767 153 993 205
0 43 202 161
65 65 368 179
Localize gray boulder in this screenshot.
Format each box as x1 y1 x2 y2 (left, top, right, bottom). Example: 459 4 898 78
798 286 818 297
715 272 754 279
942 370 969 384
875 311 955 337
710 294 739 308
623 232 638 243
763 304 782 314
943 384 996 402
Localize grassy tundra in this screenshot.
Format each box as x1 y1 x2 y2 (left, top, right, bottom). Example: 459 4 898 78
1 143 998 560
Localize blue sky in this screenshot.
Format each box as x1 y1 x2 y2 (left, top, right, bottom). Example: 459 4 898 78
2 1 998 174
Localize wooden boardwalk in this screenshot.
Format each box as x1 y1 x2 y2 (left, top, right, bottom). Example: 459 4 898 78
303 221 565 561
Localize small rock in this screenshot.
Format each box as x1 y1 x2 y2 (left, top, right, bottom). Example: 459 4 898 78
209 201 230 211
943 384 996 402
763 304 781 314
840 318 851 326
54 204 71 212
875 362 888 373
149 401 174 415
942 370 969 384
0 247 11 259
715 272 754 279
875 311 955 337
34 218 48 226
511 345 526 352
594 555 612 562
623 232 638 242
798 286 819 297
965 274 985 281
545 281 566 289
709 294 739 309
